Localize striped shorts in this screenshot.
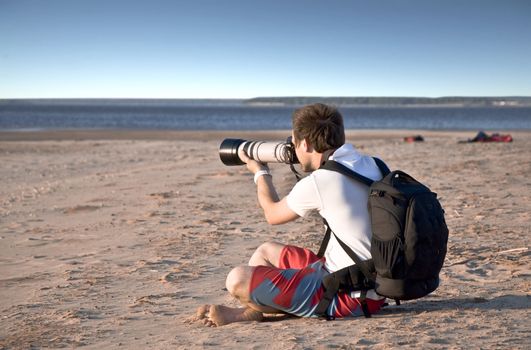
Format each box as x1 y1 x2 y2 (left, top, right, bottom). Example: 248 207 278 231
249 245 385 318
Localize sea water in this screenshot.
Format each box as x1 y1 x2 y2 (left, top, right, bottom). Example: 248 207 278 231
0 99 529 131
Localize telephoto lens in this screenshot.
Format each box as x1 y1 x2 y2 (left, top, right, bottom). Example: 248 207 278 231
219 138 299 166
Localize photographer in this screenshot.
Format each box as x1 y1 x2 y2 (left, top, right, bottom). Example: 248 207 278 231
196 103 386 326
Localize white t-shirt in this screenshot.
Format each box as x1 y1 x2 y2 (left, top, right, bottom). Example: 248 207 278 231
286 143 383 273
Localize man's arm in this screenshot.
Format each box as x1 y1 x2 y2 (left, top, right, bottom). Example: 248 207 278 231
240 152 299 225
255 174 299 225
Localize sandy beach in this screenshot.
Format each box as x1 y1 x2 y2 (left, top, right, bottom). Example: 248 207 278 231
0 129 529 349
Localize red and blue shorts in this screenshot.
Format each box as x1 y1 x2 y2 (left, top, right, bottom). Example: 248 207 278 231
249 245 385 318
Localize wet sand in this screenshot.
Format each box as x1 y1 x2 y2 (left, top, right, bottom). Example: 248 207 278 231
0 129 529 349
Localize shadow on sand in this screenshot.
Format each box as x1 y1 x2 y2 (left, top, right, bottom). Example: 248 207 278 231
255 295 529 323
378 294 530 316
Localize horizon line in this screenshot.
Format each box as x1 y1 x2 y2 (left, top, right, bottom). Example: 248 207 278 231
2 95 531 100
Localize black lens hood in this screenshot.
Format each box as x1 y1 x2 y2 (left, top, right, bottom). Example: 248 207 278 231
219 138 246 166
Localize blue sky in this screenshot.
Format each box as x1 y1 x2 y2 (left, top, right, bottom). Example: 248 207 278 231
1 0 530 98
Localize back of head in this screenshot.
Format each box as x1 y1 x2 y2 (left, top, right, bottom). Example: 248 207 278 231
292 103 345 153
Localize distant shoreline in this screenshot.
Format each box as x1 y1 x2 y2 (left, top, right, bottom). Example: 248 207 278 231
244 96 531 107
1 96 531 107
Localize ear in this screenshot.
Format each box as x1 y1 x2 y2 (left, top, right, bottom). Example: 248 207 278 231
303 138 313 152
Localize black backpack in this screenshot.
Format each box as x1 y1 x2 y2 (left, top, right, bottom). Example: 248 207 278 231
314 158 449 318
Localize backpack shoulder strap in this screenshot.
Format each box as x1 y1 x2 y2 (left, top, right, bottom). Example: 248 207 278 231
372 157 391 176
316 219 331 258
331 231 375 282
320 158 391 185
317 220 374 281
314 231 376 319
320 160 374 186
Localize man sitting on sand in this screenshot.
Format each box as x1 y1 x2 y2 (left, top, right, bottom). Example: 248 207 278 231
195 103 386 326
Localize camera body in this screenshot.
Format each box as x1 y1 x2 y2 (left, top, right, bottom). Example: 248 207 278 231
219 138 299 166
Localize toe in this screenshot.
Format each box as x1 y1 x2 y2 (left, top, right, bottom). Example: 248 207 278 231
196 304 210 319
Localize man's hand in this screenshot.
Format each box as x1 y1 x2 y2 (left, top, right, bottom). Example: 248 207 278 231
239 149 269 174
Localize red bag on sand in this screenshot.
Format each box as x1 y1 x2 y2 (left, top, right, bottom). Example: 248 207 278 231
467 131 513 143
489 134 513 142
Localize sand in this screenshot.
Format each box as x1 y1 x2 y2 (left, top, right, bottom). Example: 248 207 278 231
0 130 529 349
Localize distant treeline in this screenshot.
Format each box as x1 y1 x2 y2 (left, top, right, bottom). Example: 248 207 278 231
244 96 531 107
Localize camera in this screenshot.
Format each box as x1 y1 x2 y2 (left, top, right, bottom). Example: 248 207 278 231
219 137 299 166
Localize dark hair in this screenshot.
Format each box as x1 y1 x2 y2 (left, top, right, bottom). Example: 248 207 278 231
292 103 345 153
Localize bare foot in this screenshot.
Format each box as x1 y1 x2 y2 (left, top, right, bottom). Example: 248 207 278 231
184 304 210 324
190 305 263 327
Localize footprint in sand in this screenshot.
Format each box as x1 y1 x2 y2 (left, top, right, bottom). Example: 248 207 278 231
130 292 185 308
207 171 235 179
450 256 518 284
63 205 102 214
149 191 179 200
160 271 199 283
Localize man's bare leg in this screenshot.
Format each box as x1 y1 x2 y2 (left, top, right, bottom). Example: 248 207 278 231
193 265 283 326
248 241 286 267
